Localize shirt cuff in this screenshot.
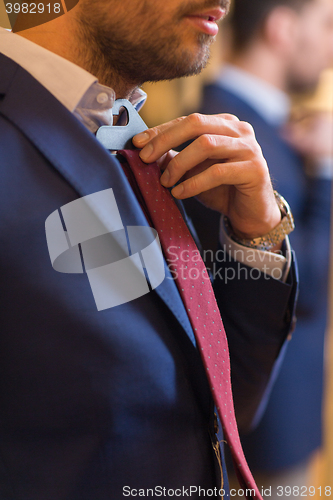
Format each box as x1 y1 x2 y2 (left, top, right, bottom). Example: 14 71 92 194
219 217 291 283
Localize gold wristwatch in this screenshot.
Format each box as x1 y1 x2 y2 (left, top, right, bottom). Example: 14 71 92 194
224 191 295 251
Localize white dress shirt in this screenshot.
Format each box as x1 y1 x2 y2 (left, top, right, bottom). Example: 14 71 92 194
216 64 291 127
0 27 146 130
0 30 290 280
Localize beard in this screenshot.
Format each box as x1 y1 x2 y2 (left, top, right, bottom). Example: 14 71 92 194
75 0 228 86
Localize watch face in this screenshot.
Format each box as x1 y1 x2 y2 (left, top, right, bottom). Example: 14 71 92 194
0 0 79 31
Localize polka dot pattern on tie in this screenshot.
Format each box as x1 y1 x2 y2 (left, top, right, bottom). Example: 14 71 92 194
120 149 263 500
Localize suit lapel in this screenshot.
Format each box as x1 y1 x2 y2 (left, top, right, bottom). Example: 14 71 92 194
0 54 197 347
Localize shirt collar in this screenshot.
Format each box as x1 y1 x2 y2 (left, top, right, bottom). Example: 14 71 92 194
73 82 146 133
216 63 291 127
0 28 147 132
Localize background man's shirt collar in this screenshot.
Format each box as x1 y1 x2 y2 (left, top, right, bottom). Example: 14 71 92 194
216 63 291 127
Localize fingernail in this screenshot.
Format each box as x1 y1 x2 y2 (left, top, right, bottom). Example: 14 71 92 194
134 131 150 145
171 184 184 198
139 142 154 161
160 169 170 186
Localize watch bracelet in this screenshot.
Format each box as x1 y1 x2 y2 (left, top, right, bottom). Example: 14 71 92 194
224 191 295 251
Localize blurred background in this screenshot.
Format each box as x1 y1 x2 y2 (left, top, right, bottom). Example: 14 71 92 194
140 1 333 497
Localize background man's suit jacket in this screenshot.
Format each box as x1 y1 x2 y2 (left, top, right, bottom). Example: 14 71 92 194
0 54 297 499
186 83 331 472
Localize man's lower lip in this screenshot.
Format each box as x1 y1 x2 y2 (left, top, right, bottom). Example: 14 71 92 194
185 15 219 36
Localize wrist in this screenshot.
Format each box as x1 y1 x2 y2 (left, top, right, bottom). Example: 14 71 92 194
231 203 282 240
224 192 295 251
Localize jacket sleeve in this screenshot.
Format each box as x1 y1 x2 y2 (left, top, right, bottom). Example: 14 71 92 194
212 250 298 433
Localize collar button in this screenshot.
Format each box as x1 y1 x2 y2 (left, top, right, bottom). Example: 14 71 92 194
96 92 109 104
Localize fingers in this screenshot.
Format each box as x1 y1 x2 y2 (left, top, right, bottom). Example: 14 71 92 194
132 112 274 238
171 160 256 199
160 133 260 189
133 113 248 165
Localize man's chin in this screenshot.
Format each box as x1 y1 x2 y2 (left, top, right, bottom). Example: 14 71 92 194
144 51 211 82
173 44 212 78
159 60 209 81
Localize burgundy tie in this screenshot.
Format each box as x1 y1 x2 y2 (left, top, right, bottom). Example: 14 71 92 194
120 149 263 500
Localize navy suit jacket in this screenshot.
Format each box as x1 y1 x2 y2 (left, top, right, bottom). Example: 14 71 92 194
0 55 297 498
190 83 331 471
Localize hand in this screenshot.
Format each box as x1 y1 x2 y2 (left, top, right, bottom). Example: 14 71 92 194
133 113 281 240
283 112 333 161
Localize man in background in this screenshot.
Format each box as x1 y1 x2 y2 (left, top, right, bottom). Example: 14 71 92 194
186 0 333 494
